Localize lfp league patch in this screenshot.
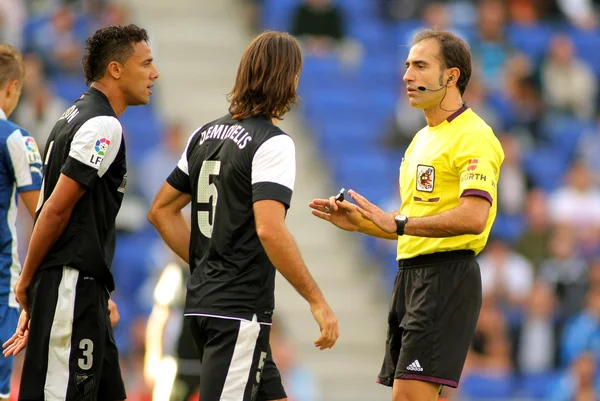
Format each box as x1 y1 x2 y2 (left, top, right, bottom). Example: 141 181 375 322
89 137 111 166
416 164 435 192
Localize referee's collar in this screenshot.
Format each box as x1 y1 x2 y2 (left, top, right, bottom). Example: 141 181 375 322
0 108 6 121
446 103 469 123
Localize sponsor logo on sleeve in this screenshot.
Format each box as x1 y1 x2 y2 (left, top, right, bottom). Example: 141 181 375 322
89 137 110 165
23 136 42 164
466 158 479 171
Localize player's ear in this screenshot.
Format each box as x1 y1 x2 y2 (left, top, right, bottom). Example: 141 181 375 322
5 80 19 99
106 61 123 80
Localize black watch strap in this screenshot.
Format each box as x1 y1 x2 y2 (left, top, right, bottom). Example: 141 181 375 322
396 216 408 236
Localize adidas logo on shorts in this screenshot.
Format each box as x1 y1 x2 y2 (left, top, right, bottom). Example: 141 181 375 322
406 360 423 372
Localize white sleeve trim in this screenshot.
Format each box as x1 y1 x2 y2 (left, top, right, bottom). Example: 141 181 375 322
177 127 202 176
252 135 295 190
68 115 122 177
6 129 41 188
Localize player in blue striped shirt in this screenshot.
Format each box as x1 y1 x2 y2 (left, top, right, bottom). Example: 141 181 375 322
0 44 42 400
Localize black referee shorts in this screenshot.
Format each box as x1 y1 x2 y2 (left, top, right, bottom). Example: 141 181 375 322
186 315 286 401
377 250 482 389
19 266 126 401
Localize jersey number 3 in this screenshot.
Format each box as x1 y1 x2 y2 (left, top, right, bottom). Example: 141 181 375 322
197 160 221 238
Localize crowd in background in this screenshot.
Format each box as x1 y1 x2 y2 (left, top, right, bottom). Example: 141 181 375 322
3 0 600 400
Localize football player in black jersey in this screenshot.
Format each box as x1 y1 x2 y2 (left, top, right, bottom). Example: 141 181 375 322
148 31 339 401
3 24 159 401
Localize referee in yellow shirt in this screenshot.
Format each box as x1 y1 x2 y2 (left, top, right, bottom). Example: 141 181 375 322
310 29 504 401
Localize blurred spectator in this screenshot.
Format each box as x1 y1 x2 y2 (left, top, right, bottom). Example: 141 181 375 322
87 1 130 34
541 34 597 120
291 0 344 53
463 73 504 133
496 135 530 216
0 0 27 49
290 0 361 66
548 161 600 230
27 5 84 76
561 284 600 366
471 0 512 92
478 238 535 309
556 0 599 30
401 2 471 45
378 0 423 22
514 189 552 266
136 121 187 205
550 352 600 401
538 226 588 319
576 114 600 184
510 281 562 374
507 0 541 25
381 93 425 151
12 54 69 148
501 54 543 141
465 298 513 374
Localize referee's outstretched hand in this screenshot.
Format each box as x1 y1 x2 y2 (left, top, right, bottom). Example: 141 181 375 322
310 302 339 350
348 190 396 234
308 197 362 232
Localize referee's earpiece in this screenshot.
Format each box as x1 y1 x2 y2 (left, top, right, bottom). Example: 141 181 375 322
447 76 454 83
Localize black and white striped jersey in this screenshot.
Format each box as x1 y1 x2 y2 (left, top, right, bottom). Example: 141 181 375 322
37 87 127 292
167 114 295 323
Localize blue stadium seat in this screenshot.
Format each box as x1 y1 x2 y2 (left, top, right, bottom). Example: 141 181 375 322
347 22 386 48
459 373 516 400
261 0 300 31
567 27 600 76
119 105 165 162
539 114 594 160
50 74 88 104
506 23 554 65
522 147 569 192
517 371 562 400
491 213 526 243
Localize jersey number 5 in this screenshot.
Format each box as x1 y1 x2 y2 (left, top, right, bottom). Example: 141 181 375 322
197 160 221 238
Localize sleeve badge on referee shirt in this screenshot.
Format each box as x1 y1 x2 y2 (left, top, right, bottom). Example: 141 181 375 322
416 164 435 192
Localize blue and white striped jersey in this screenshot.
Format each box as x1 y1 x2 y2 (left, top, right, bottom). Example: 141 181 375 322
0 108 42 308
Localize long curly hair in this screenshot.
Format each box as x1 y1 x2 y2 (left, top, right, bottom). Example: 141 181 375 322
228 31 303 121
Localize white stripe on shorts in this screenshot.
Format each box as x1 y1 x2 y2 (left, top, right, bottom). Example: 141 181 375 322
220 314 261 401
44 266 79 400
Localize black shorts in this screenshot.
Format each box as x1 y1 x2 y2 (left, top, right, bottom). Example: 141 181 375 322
19 266 126 401
378 250 482 389
187 315 286 401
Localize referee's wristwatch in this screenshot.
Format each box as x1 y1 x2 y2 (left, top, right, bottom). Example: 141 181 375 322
394 214 408 236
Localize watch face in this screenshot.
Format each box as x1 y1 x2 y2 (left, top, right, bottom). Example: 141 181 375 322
396 215 407 222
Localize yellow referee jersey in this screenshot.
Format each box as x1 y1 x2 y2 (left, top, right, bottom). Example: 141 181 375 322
397 105 504 260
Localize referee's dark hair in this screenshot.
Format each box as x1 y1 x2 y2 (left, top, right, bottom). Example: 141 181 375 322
228 31 302 121
0 44 24 88
413 30 472 95
82 24 149 85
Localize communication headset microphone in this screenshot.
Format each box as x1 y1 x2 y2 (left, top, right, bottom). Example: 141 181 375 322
417 76 453 92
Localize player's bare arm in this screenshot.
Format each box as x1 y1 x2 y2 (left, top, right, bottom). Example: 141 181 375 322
255 199 339 350
349 190 490 237
309 197 398 240
148 182 192 264
15 174 86 314
19 190 40 219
